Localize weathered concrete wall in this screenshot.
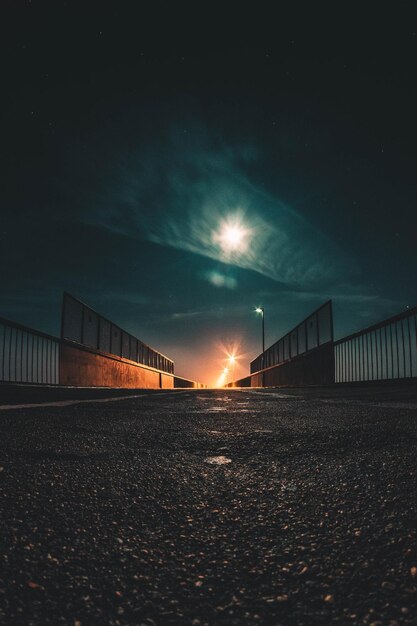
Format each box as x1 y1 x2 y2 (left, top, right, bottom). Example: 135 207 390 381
60 342 174 389
161 373 175 389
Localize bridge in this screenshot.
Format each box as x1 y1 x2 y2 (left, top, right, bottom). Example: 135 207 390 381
1 294 417 392
1 295 417 624
0 292 205 391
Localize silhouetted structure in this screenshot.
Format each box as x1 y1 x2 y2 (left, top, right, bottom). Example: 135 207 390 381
61 293 174 374
335 305 417 383
228 302 417 388
249 301 334 387
0 293 204 389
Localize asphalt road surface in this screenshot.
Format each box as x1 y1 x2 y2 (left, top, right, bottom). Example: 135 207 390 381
1 386 417 625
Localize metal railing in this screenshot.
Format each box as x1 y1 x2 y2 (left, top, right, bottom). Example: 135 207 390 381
335 306 417 383
61 293 174 374
0 317 59 385
250 301 333 374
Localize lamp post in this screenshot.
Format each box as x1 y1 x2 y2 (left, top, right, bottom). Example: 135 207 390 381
255 307 265 354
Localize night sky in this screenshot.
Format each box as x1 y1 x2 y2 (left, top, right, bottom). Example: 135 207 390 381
1 3 417 386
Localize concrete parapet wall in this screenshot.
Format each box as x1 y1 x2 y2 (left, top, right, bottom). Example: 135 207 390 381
227 344 335 388
251 343 335 387
60 342 174 389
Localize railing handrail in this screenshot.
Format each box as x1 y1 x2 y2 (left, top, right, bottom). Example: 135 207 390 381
62 292 174 366
0 316 59 343
61 337 175 375
250 299 333 366
334 304 417 346
250 340 333 375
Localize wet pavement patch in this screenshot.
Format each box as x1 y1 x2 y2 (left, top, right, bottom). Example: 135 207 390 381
205 455 232 465
204 407 227 412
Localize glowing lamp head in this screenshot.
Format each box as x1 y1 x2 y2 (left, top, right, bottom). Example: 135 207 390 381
255 307 264 314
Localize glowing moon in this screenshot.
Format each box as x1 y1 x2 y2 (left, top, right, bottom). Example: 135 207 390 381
222 225 245 249
214 216 251 254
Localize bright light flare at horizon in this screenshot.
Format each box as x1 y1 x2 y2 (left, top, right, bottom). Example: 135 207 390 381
215 371 228 388
209 338 248 388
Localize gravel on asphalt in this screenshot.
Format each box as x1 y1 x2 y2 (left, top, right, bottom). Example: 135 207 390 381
0 387 416 625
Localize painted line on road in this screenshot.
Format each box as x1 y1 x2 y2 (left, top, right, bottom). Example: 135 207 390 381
0 390 187 411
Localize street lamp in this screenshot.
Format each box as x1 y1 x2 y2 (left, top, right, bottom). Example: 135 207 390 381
255 307 265 354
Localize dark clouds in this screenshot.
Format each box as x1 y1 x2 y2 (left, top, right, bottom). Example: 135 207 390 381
81 123 358 288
